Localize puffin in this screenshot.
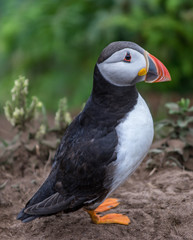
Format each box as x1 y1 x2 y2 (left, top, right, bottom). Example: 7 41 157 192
17 41 171 225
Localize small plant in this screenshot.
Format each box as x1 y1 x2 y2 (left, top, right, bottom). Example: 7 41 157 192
147 98 193 171
4 76 44 131
155 98 193 140
55 97 72 131
1 75 73 174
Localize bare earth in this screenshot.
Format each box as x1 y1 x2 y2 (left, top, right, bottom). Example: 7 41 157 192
1 159 193 240
0 115 193 240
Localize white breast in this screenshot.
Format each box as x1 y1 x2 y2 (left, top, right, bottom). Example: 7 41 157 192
110 94 154 192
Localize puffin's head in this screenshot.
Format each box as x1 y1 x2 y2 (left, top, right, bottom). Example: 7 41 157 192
97 41 171 86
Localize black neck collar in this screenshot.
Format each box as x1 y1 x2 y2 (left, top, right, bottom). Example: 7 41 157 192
80 65 138 127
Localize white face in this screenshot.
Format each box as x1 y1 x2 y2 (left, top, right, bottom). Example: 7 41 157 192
97 48 147 86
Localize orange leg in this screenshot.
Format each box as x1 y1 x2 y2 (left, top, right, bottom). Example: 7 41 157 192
86 198 130 225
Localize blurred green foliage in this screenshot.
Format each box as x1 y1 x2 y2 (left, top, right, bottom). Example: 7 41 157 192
0 0 193 112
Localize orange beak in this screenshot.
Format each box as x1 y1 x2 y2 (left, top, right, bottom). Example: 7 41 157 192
145 52 171 83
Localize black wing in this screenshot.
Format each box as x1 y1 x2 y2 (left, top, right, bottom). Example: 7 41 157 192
18 112 118 220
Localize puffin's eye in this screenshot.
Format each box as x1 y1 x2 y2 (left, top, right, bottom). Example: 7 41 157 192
124 52 131 62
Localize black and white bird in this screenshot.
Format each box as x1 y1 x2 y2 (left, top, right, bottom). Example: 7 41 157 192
17 41 171 225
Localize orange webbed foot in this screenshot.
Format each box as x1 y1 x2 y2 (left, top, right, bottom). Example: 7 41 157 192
86 198 130 225
87 211 130 225
95 198 120 213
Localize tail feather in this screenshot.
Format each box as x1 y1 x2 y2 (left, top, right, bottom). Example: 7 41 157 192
17 167 57 222
17 209 39 222
25 192 74 216
17 192 85 222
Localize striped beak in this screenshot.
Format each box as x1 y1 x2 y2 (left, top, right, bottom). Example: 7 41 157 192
144 52 171 83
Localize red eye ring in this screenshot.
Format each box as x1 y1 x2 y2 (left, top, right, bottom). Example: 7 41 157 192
124 52 131 62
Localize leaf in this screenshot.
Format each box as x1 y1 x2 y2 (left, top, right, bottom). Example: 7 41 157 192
149 148 164 154
0 181 7 190
165 102 179 113
0 138 9 147
178 98 190 111
155 123 174 139
187 116 193 123
176 116 193 128
155 119 174 129
177 119 189 128
188 106 193 112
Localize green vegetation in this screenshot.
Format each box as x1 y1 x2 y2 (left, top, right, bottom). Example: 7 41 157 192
0 76 72 168
156 98 193 139
0 0 193 112
4 75 72 136
4 76 44 131
147 98 193 171
55 98 72 131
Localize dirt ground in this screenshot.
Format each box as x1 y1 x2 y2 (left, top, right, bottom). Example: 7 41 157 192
0 115 193 240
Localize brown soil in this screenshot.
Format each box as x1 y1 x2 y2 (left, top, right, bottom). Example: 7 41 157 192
1 117 193 240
